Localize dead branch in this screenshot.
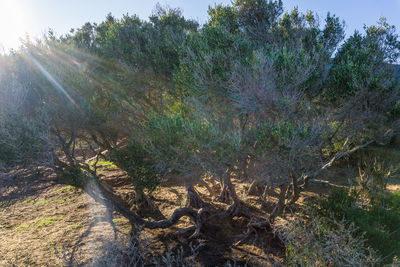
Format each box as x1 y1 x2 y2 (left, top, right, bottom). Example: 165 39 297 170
303 139 374 187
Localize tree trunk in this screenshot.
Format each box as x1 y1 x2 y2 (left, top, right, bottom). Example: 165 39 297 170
85 177 198 229
269 183 289 223
247 179 257 195
185 183 204 209
132 189 158 212
199 178 214 197
289 175 300 205
217 175 231 204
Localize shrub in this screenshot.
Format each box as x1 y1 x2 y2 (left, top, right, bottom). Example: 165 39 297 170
315 188 400 264
276 206 379 266
112 139 159 198
56 165 88 188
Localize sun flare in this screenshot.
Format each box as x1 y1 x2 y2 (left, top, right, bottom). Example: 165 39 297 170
0 0 26 50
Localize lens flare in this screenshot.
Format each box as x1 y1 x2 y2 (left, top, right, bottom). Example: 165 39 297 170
26 52 77 107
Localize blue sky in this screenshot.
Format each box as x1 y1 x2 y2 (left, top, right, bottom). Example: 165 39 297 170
1 0 400 49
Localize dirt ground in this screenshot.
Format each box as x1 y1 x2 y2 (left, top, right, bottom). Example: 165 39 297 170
1 151 399 266
0 167 124 266
0 163 287 266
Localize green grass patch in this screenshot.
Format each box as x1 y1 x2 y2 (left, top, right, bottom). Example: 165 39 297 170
34 196 70 206
71 223 83 232
112 217 131 230
112 217 129 225
72 223 82 229
53 185 77 195
112 218 124 224
87 158 118 170
35 217 62 228
35 198 53 205
313 188 400 264
16 224 30 231
24 198 34 204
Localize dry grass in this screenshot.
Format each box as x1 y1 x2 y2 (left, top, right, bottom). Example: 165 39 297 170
275 209 380 266
0 169 130 266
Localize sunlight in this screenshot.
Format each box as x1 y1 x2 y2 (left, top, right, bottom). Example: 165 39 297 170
0 0 26 50
25 51 77 107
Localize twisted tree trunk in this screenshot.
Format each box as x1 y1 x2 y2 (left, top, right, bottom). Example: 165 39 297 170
269 183 289 223
85 177 198 229
185 183 205 209
289 174 301 205
217 171 233 204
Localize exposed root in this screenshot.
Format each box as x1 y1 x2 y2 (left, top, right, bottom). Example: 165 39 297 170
217 173 239 204
269 183 289 223
289 178 301 205
235 217 272 246
199 178 214 197
132 191 157 210
84 170 281 251
134 206 198 230
189 207 210 239
185 184 205 209
105 207 118 240
176 226 196 236
217 183 231 203
85 178 198 230
247 180 257 196
226 201 242 217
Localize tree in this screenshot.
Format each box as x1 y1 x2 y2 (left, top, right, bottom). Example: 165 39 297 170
1 1 399 249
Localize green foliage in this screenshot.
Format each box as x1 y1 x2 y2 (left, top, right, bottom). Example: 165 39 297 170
176 20 252 99
0 53 53 168
373 190 400 213
325 18 400 104
350 148 397 196
207 4 239 33
56 166 88 188
250 121 311 152
112 140 159 195
0 113 49 167
110 114 240 191
234 0 283 45
315 188 400 264
144 114 240 174
69 6 198 80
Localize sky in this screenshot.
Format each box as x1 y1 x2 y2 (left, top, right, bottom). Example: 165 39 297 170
0 0 399 50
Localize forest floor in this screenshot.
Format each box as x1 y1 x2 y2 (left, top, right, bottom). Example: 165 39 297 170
1 148 400 266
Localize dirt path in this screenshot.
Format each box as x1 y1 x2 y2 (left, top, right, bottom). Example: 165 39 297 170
0 168 130 266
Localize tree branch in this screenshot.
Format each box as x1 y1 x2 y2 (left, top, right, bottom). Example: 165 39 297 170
85 178 198 229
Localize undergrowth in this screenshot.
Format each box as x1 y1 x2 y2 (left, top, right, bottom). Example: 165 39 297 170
56 166 88 188
312 188 400 264
277 205 379 266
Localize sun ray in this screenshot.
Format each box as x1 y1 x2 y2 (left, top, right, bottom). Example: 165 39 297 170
25 51 77 107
